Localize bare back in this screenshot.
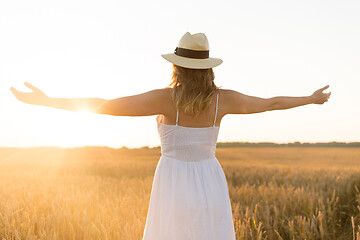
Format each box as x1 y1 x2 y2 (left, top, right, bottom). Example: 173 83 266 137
160 89 224 128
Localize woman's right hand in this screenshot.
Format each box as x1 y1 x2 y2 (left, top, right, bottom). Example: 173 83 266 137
10 82 49 106
310 85 331 104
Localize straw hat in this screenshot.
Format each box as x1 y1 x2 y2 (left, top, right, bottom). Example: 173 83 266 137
161 32 223 69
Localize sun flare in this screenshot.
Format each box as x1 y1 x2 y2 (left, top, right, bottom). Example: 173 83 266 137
78 108 94 114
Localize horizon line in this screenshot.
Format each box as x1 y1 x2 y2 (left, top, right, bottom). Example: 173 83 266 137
1 141 360 150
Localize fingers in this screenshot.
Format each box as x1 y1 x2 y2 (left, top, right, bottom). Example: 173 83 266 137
9 88 22 101
24 82 39 92
326 92 331 100
319 85 329 92
10 87 21 95
323 92 331 103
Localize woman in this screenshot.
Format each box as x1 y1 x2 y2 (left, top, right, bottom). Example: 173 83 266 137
10 32 331 240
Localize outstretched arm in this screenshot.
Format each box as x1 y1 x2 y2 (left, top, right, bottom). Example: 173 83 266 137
10 82 170 116
223 85 331 114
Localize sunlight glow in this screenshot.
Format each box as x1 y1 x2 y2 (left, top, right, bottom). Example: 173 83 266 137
78 108 95 115
1 0 359 148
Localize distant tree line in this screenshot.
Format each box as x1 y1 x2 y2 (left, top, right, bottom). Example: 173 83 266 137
216 141 360 148
127 141 360 149
1 142 360 151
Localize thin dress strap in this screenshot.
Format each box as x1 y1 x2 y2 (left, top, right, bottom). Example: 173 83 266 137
175 109 179 126
213 91 219 127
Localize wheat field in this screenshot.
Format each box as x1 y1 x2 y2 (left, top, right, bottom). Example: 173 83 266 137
1 146 360 240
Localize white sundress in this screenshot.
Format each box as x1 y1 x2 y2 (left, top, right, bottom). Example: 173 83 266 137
142 91 236 240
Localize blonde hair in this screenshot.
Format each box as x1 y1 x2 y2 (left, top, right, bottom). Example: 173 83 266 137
169 64 219 116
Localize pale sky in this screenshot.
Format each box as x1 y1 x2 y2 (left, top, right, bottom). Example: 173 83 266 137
0 0 359 148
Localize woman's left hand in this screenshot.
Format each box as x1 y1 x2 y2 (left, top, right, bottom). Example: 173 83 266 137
310 85 331 104
10 82 49 105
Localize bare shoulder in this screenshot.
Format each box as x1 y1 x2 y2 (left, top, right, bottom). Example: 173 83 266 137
163 87 172 93
219 88 273 114
144 87 170 97
218 89 239 114
218 88 245 106
148 86 173 100
150 87 173 104
219 88 246 98
102 87 174 116
155 87 172 97
150 87 174 113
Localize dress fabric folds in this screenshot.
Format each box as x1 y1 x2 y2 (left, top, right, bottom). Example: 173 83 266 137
142 92 236 240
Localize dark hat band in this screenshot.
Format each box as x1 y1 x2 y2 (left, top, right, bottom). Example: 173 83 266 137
174 47 209 59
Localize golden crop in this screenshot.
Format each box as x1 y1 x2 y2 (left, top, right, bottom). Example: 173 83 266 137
0 147 360 239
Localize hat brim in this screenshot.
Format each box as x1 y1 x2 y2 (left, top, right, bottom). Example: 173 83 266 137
161 53 222 69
